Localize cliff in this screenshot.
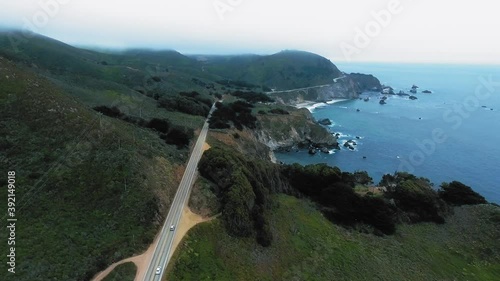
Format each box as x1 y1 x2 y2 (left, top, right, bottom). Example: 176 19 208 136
268 73 382 106
255 108 338 151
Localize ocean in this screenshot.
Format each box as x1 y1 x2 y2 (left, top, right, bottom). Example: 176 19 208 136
275 62 500 204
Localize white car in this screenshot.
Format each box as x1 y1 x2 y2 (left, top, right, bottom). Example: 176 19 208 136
155 266 161 275
170 224 175 231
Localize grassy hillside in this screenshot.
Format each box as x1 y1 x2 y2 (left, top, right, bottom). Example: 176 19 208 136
200 50 343 90
0 31 219 106
0 57 181 280
102 262 136 281
167 195 500 281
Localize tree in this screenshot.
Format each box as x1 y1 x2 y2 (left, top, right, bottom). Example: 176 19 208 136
439 181 487 206
353 170 373 185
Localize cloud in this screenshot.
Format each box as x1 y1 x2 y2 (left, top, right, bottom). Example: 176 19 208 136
0 0 499 64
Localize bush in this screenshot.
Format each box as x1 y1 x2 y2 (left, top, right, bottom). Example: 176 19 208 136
269 108 289 115
199 147 288 245
158 95 211 116
354 170 373 185
208 101 257 130
392 178 447 224
93 106 123 118
146 118 170 134
439 181 487 205
229 90 274 103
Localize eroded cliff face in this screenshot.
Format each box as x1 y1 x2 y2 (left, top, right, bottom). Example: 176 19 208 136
255 108 338 151
269 73 382 105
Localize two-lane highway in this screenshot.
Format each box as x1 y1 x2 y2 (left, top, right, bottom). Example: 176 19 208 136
143 104 215 281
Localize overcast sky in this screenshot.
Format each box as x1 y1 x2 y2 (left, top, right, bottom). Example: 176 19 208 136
1 0 499 64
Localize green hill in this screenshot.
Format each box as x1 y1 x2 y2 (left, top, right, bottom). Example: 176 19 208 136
0 57 180 280
197 50 343 90
168 195 500 281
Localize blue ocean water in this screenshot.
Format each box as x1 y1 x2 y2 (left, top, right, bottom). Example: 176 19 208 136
275 63 500 204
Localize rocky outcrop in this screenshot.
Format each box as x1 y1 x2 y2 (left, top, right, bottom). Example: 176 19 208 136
348 73 382 92
318 118 332 125
256 108 339 152
269 73 382 106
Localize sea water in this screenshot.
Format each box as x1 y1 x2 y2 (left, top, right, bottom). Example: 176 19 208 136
275 62 500 203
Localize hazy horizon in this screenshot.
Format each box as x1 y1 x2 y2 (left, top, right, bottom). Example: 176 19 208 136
1 0 499 65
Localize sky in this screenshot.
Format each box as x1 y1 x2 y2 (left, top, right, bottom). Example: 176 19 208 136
0 0 499 64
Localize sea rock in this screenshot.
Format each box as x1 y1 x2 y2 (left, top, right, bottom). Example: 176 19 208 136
379 99 387 105
422 90 432 94
343 140 357 151
308 148 317 155
318 118 332 125
409 95 418 100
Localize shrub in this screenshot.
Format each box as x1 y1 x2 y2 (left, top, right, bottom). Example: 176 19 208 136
158 95 210 116
269 108 289 115
93 106 123 118
229 90 274 103
354 170 373 185
439 181 487 205
392 178 447 224
208 101 257 130
147 118 170 134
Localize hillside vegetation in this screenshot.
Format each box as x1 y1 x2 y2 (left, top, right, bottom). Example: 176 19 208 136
168 195 500 281
198 50 343 90
0 58 179 280
167 144 499 280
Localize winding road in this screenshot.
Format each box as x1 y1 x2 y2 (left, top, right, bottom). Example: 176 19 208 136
142 104 215 281
265 76 346 94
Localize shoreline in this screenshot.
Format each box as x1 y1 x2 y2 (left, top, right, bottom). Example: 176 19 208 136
295 99 349 112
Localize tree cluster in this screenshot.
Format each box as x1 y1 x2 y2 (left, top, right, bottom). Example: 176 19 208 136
93 106 193 148
282 164 396 235
199 147 289 246
158 91 212 116
229 90 274 104
268 108 290 115
380 172 449 224
216 79 259 89
208 101 257 130
199 150 490 239
439 181 487 206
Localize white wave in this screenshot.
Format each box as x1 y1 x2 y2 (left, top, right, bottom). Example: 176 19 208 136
306 102 328 111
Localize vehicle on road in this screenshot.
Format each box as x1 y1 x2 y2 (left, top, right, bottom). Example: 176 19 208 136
155 266 161 275
170 224 175 231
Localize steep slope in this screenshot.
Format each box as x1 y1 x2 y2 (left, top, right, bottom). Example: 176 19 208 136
0 31 219 100
0 57 180 281
200 50 343 90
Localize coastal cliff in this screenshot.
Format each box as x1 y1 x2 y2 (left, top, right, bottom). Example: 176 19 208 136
269 73 382 106
256 108 338 152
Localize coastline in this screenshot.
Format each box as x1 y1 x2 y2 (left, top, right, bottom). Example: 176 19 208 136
295 99 349 112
